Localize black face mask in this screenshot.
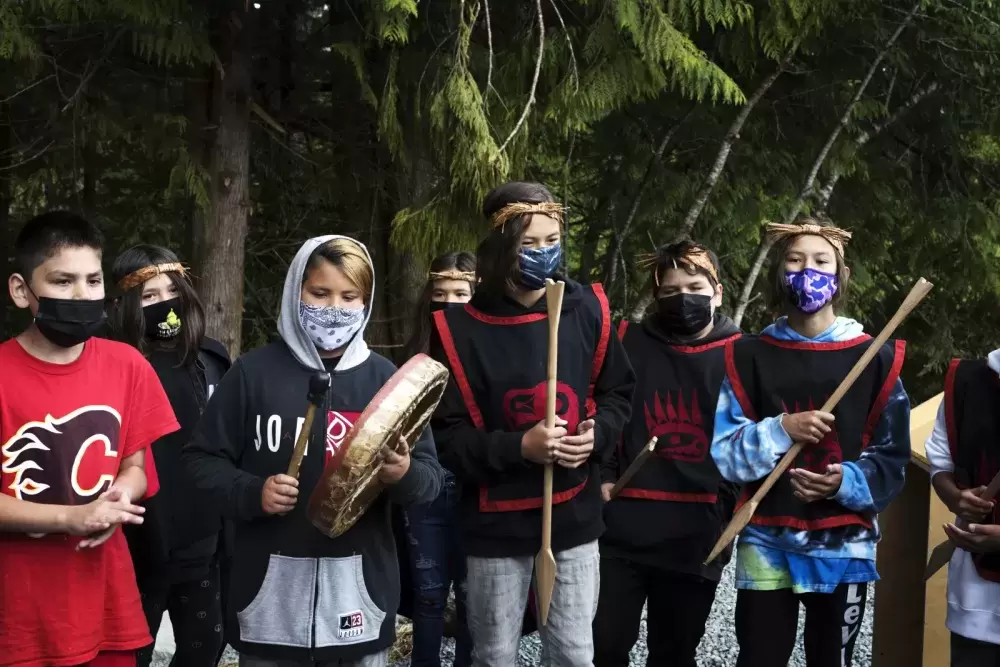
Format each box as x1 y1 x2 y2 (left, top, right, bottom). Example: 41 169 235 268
144 297 184 339
656 293 713 336
34 296 107 348
430 301 465 313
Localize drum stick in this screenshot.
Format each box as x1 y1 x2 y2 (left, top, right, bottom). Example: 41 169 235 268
705 278 934 565
925 469 1000 580
609 437 658 500
286 372 332 479
535 278 565 628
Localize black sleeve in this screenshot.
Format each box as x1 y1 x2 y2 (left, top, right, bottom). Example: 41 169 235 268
428 334 529 484
591 329 636 464
182 359 267 522
386 424 444 506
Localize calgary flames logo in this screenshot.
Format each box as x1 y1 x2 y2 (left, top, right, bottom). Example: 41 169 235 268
1 406 122 504
644 390 709 463
503 381 580 433
326 410 361 465
783 399 843 472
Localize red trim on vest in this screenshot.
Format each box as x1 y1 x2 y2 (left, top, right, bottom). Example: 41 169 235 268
944 358 961 465
463 304 547 325
725 340 758 422
669 333 742 354
618 488 718 504
586 283 611 417
479 477 589 512
733 491 873 529
860 339 907 448
617 319 629 340
759 334 873 351
433 311 485 429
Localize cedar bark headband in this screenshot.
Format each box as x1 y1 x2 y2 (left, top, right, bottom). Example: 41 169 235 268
490 201 566 230
765 222 853 256
117 262 188 291
428 269 477 283
640 246 720 285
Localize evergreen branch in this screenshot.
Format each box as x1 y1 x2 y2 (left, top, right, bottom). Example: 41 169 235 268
250 100 287 135
61 26 126 114
679 39 800 238
815 80 940 213
482 0 495 107
0 139 54 172
497 0 545 155
0 75 54 105
733 0 923 327
549 0 579 94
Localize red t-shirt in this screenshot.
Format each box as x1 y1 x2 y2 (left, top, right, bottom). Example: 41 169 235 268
0 337 180 667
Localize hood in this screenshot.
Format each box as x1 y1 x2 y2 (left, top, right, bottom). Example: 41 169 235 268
988 349 1000 375
276 235 374 373
762 316 865 343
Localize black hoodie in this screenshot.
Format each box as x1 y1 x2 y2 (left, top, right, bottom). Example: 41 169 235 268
429 276 635 557
600 312 741 581
182 235 444 663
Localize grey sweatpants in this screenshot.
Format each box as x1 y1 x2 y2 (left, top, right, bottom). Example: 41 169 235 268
238 650 389 667
466 540 600 667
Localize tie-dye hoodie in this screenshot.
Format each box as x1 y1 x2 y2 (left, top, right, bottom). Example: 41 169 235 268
710 316 911 593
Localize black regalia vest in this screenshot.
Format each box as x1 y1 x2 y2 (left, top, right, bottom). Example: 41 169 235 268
944 358 1000 582
727 334 904 530
432 284 611 513
612 319 738 503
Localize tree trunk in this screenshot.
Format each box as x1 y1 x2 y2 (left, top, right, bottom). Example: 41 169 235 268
732 0 922 327
199 6 252 358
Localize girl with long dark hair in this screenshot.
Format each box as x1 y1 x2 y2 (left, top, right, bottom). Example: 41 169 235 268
400 252 476 667
429 181 636 665
108 245 230 667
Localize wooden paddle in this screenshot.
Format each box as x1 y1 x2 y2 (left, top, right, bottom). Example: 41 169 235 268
608 437 658 500
535 278 565 628
286 371 332 478
925 469 1000 580
704 278 934 565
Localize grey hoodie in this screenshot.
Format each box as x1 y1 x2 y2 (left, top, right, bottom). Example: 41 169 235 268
183 234 443 662
277 233 373 372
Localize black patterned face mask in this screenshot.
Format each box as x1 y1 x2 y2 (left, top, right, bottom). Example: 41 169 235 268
144 298 184 339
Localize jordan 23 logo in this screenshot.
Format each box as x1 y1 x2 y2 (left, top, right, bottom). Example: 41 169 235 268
1 406 122 504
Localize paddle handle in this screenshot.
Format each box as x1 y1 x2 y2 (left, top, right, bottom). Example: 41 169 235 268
541 280 565 552
287 403 319 479
609 437 658 499
745 278 934 506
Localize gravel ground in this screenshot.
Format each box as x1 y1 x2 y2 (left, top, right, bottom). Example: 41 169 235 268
154 560 876 666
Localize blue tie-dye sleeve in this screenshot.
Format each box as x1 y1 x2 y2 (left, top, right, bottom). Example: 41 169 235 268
833 379 910 513
711 376 795 483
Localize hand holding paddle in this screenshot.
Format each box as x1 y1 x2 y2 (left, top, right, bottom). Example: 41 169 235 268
926 469 1000 579
705 278 934 564
535 278 565 628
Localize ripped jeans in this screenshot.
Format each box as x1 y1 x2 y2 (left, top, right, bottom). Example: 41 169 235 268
404 473 472 667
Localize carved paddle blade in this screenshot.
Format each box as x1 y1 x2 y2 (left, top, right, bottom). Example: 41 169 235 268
924 541 955 581
534 547 557 627
705 499 757 565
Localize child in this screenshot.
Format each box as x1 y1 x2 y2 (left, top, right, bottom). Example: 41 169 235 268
400 251 476 667
108 245 231 667
925 352 1000 666
182 235 443 667
430 181 635 666
711 218 911 667
1 212 179 667
594 240 740 667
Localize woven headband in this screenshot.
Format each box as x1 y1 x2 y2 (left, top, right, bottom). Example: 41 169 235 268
639 246 719 286
117 262 188 291
428 269 476 283
765 222 852 256
490 202 566 230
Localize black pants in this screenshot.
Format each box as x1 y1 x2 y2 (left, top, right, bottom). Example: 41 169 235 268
952 633 1000 667
593 555 718 667
135 565 224 667
735 583 867 667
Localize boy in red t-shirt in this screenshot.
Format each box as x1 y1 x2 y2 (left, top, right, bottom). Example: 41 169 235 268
0 211 180 667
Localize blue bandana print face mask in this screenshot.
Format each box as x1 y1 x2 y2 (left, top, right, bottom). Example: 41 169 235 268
518 243 562 290
785 268 839 314
299 301 365 351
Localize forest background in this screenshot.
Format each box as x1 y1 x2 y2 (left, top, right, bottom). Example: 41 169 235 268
2 0 1000 404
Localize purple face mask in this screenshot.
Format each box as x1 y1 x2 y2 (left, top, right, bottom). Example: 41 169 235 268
785 268 838 313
